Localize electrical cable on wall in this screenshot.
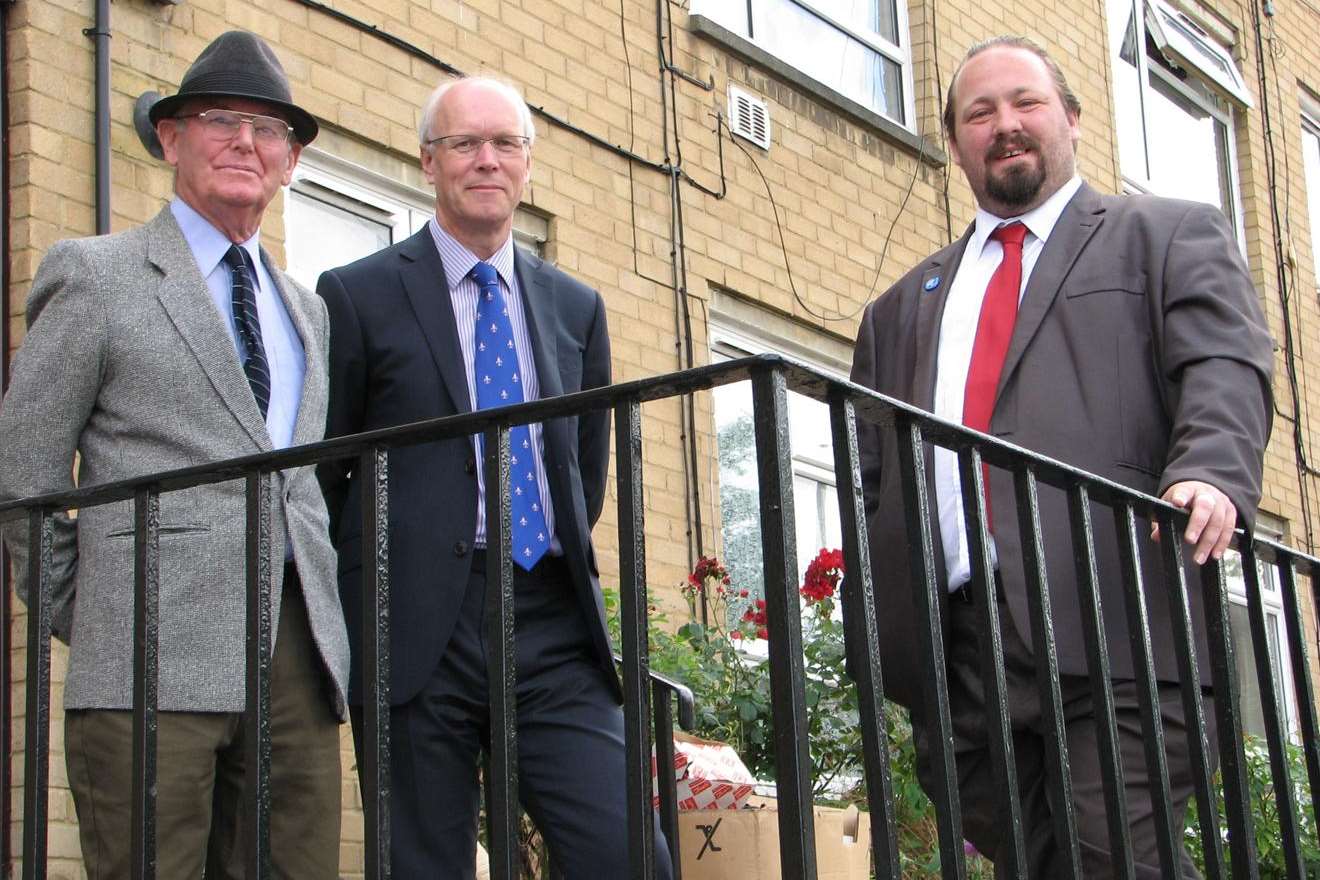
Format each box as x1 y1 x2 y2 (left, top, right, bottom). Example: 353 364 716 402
1251 0 1316 548
721 113 928 323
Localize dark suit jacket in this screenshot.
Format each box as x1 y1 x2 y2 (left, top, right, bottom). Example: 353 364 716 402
850 183 1274 712
317 227 615 706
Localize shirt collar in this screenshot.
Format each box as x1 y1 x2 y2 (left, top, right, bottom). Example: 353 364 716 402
428 217 517 291
169 196 262 280
969 175 1083 258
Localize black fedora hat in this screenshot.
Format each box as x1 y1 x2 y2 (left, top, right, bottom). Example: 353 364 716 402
149 31 317 145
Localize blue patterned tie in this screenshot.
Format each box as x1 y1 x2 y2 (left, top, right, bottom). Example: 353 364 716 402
471 260 548 570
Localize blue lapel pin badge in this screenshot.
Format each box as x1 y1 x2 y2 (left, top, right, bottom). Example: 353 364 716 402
923 275 941 292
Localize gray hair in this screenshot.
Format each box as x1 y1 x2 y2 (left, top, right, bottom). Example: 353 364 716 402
418 76 537 148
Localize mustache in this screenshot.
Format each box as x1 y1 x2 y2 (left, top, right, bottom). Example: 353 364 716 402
985 133 1040 161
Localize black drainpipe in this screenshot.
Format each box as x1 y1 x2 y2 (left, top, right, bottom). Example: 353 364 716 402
88 0 111 233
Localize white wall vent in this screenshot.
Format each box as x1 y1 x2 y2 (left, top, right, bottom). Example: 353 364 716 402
728 85 771 150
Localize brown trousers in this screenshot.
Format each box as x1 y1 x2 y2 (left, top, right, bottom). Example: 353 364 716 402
65 569 342 879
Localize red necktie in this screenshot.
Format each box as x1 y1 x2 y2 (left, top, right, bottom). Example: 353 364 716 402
962 221 1028 526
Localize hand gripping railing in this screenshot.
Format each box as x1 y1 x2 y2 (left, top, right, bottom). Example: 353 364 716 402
2 353 1318 879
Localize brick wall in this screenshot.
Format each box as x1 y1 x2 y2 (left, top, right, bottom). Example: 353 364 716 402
5 0 1320 874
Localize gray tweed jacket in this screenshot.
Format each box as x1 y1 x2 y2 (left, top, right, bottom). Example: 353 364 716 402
0 207 349 717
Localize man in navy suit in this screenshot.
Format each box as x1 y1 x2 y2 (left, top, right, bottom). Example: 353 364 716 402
317 76 672 878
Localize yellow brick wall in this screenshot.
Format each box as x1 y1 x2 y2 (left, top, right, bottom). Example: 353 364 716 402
4 0 1320 875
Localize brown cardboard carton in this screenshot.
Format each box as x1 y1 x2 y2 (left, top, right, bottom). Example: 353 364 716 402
677 800 871 879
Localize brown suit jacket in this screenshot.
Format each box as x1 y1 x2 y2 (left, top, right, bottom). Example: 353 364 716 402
850 183 1274 712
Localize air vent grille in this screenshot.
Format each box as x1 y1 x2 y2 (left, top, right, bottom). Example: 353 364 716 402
728 85 771 150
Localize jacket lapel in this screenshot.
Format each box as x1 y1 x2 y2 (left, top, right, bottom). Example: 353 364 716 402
997 184 1105 399
911 230 973 409
146 209 271 450
514 249 561 398
397 228 473 415
262 253 321 448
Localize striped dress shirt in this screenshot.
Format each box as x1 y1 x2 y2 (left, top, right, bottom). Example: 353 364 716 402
428 218 559 553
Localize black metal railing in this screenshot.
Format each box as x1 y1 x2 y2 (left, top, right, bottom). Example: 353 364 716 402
1 353 1318 879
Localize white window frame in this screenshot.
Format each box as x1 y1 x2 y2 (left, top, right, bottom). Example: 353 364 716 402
286 149 549 292
1302 99 1320 289
292 148 435 243
1224 517 1299 742
691 0 916 130
708 318 849 583
1109 0 1248 243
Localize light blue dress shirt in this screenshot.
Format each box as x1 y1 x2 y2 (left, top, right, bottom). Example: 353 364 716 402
170 197 305 450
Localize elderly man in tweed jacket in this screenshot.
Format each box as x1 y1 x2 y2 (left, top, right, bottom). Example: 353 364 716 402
0 32 348 879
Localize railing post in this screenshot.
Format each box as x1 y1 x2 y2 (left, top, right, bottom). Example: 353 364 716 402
956 447 1025 876
893 413 965 880
361 448 391 880
616 399 657 880
1240 542 1304 878
750 366 815 880
130 489 160 880
243 471 273 879
1277 558 1320 826
1112 504 1179 875
652 680 681 878
827 394 899 879
1152 507 1224 876
1200 558 1260 877
1065 486 1132 880
21 510 53 880
1011 468 1080 877
482 425 518 880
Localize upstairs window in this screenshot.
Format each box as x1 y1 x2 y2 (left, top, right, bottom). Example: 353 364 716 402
1106 0 1248 231
691 0 914 128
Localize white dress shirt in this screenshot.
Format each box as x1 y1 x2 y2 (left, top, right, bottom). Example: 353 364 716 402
933 176 1083 590
427 218 559 554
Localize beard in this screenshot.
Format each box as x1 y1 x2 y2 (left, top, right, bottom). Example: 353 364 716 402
984 134 1048 211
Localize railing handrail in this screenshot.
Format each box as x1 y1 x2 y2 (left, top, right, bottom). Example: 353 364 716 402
3 352 1313 575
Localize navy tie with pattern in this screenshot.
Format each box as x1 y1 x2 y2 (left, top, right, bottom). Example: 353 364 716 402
471 260 549 570
222 245 271 419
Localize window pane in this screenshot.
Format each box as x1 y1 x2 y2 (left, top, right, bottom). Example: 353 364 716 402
1143 70 1231 213
1229 604 1292 739
691 0 750 33
805 0 899 45
1304 121 1320 281
714 380 840 609
1112 6 1150 184
752 0 904 120
285 189 392 290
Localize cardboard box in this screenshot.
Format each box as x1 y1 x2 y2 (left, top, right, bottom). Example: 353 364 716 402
677 801 871 879
651 732 757 811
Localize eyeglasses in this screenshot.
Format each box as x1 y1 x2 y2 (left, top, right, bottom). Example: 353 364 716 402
424 134 531 155
174 109 294 147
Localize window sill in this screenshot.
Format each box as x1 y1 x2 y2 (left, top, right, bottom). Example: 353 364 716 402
689 14 946 167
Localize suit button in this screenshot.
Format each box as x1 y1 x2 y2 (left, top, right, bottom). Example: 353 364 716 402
464 457 476 475
454 540 468 557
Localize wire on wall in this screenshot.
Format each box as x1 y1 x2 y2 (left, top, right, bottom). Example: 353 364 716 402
721 113 928 323
1251 0 1316 549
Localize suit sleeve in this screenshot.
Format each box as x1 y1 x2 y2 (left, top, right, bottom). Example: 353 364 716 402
850 301 884 521
316 269 368 539
0 241 110 641
578 291 612 528
1156 203 1274 528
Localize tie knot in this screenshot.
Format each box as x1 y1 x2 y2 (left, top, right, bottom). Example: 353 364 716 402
992 222 1028 249
471 260 499 289
222 244 249 273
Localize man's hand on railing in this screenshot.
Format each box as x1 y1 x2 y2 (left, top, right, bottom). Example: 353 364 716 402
1151 479 1238 565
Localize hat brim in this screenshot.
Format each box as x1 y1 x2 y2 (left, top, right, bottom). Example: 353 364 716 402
149 91 318 145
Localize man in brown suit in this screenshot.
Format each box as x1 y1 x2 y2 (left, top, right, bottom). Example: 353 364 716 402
850 36 1273 876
